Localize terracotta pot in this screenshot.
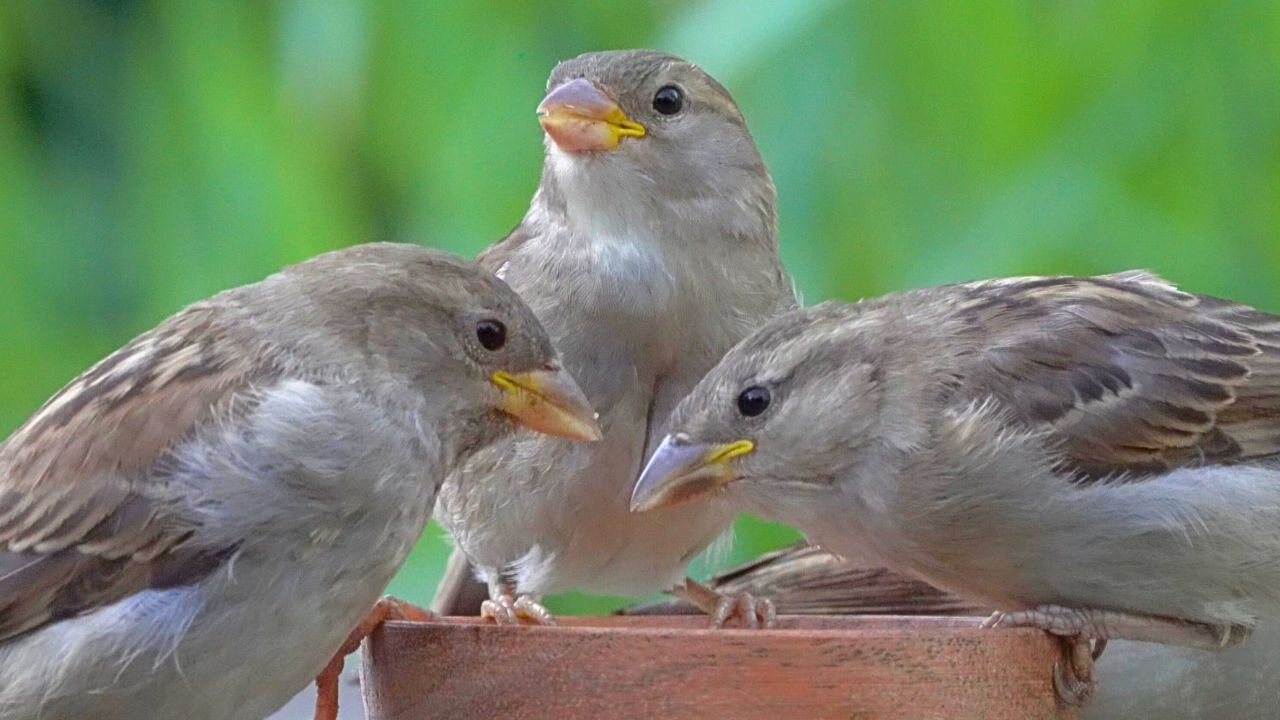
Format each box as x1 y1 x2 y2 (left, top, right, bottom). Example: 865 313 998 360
360 615 1075 719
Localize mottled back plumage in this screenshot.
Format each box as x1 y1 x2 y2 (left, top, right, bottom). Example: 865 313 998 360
948 271 1280 477
0 298 280 643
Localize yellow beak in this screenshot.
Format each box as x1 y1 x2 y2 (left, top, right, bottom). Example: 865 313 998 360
537 78 646 153
491 367 602 442
630 434 755 512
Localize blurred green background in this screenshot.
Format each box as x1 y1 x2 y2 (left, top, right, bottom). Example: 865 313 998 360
2 1 1277 615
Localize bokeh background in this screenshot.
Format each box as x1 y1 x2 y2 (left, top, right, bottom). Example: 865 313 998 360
3 0 1279 622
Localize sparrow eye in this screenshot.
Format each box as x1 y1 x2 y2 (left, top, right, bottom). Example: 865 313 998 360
476 319 507 351
652 85 683 115
736 386 770 417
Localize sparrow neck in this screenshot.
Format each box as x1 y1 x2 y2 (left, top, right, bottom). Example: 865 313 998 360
534 155 777 255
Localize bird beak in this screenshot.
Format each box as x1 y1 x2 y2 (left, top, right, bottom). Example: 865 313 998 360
537 78 646 153
630 434 755 512
491 367 603 442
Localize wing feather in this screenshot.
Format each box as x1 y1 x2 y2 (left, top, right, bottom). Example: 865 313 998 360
955 272 1280 477
0 301 274 641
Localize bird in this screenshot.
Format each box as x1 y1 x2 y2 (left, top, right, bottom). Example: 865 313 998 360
631 270 1280 704
432 49 796 627
0 242 601 720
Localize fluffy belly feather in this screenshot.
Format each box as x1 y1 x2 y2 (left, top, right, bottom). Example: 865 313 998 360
0 543 404 720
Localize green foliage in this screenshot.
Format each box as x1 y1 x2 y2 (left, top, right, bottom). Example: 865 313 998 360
2 1 1277 613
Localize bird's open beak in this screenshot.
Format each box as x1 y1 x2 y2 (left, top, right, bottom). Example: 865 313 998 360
630 434 755 512
537 78 646 153
491 367 603 442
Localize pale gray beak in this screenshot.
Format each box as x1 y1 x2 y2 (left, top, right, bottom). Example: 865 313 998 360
630 433 755 512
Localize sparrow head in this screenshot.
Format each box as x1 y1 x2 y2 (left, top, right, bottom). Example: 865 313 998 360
630 302 890 513
536 49 773 227
268 243 602 443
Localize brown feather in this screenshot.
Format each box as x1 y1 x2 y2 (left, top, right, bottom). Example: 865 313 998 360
622 543 985 617
953 271 1280 478
0 300 274 642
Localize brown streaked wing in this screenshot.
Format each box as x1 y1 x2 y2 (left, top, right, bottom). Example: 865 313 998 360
956 272 1280 478
0 301 274 642
622 543 984 617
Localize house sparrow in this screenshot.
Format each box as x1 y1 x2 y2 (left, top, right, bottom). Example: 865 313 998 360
433 50 796 627
0 243 600 720
632 271 1280 704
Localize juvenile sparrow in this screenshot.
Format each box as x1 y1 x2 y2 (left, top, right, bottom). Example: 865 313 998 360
433 50 795 626
0 243 600 720
632 271 1280 703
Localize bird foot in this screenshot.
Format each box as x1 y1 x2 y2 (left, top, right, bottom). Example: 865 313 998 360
709 591 777 629
480 593 557 626
982 608 1105 706
1052 635 1102 706
983 604 1251 707
314 596 434 720
671 577 776 629
982 605 1251 650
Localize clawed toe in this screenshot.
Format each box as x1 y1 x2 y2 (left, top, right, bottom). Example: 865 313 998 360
315 596 434 720
481 594 556 625
480 594 520 625
983 606 1104 706
1213 623 1253 648
1052 637 1099 706
513 595 557 625
985 604 1249 651
981 602 1253 707
982 606 1092 637
669 578 777 630
380 596 435 624
709 592 777 629
980 610 1006 629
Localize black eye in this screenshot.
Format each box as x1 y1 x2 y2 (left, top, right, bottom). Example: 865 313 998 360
476 319 506 351
736 386 770 417
652 85 683 115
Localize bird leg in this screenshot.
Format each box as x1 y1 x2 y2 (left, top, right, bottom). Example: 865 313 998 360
983 605 1252 650
670 577 777 629
983 605 1251 706
314 596 434 720
479 578 557 625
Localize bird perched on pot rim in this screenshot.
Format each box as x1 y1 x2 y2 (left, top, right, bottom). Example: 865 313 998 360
0 243 600 720
433 49 796 626
632 270 1280 703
